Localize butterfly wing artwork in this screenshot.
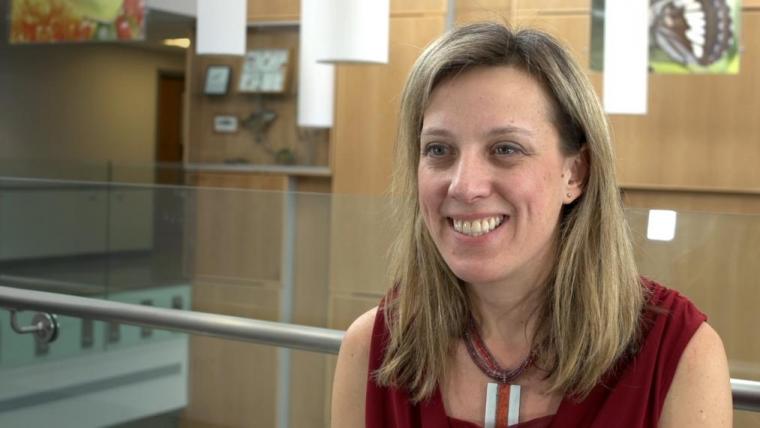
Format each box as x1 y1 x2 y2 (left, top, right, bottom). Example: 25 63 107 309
589 0 740 74
650 0 734 67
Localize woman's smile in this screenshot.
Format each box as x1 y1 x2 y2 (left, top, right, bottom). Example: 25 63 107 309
449 215 506 237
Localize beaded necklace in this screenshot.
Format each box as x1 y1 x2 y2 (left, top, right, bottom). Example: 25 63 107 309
463 318 535 384
463 318 533 427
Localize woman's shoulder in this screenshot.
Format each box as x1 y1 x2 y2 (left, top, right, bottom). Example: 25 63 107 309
331 306 379 428
659 321 731 426
342 306 379 355
640 276 706 320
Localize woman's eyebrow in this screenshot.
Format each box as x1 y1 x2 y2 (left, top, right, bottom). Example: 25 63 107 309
420 127 454 137
420 126 534 138
486 126 534 137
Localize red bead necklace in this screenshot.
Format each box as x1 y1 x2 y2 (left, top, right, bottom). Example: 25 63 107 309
463 318 534 384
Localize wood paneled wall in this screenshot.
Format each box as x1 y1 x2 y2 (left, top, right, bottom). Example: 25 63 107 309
247 0 299 22
182 171 332 427
330 14 447 195
186 28 330 167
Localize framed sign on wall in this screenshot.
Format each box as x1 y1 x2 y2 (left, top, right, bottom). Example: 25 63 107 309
238 49 291 94
204 65 232 95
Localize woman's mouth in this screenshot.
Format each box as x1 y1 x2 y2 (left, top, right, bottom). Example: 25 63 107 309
449 215 505 237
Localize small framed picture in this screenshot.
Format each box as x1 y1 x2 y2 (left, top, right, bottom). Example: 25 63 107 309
204 65 232 95
213 115 239 133
239 49 291 93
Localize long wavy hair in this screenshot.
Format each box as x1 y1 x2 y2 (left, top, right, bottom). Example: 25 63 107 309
375 22 644 402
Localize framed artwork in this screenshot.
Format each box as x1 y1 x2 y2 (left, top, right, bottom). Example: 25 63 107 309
590 0 741 74
10 0 146 44
239 49 291 93
204 65 232 95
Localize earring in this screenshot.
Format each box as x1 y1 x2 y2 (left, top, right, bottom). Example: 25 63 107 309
566 192 572 198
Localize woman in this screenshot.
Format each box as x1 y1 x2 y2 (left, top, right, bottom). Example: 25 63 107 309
332 23 731 427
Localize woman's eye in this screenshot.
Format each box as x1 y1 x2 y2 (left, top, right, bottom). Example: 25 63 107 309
493 143 519 156
423 143 449 157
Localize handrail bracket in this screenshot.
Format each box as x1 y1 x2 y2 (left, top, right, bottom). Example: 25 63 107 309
9 309 59 344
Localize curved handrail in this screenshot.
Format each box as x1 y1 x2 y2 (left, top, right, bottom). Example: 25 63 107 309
0 285 758 412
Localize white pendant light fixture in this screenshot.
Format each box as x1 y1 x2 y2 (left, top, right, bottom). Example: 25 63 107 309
603 0 649 114
196 0 246 56
298 0 336 127
314 0 389 64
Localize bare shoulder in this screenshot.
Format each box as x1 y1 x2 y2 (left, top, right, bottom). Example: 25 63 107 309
659 322 732 427
331 307 379 428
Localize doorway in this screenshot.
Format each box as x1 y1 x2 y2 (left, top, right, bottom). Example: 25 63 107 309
153 71 186 283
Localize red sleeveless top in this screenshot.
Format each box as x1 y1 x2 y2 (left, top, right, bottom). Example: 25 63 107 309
365 279 707 427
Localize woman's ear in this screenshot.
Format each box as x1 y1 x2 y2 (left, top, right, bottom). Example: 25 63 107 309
563 146 589 204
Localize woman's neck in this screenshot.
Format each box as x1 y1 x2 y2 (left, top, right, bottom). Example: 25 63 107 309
466 271 548 353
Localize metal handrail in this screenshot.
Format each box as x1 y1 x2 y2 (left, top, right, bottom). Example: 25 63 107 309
1 285 759 412
0 285 343 354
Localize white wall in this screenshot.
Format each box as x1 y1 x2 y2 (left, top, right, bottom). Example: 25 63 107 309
0 0 186 170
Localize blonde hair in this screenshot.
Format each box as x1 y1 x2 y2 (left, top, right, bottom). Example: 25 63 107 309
376 22 644 402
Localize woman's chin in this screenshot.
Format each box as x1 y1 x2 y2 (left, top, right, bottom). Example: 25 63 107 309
449 265 506 286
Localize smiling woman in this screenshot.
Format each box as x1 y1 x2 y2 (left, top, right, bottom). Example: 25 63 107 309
331 22 732 428
417 66 584 291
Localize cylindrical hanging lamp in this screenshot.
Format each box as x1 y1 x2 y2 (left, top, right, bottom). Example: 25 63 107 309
314 0 390 64
298 0 336 127
196 0 246 56
602 0 649 114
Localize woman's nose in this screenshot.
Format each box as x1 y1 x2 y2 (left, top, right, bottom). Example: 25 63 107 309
448 153 492 203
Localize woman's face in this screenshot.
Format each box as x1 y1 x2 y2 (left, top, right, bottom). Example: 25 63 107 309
418 66 585 287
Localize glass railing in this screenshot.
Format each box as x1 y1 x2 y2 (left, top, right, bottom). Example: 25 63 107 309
0 173 758 427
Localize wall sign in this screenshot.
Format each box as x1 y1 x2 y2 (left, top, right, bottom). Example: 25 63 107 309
204 65 232 96
213 115 239 133
238 49 291 94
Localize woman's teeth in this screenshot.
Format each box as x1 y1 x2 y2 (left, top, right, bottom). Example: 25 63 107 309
452 216 504 237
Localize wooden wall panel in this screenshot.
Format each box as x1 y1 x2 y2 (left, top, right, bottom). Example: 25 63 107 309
456 0 514 24
612 11 760 190
515 0 589 12
181 283 280 427
736 412 760 428
187 29 299 165
514 13 590 67
295 176 332 193
331 15 446 195
182 338 279 427
288 187 332 427
329 294 382 330
247 0 448 21
191 172 285 283
392 0 447 15
329 195 395 295
186 28 330 167
247 0 299 22
623 189 760 215
511 11 760 194
627 209 760 373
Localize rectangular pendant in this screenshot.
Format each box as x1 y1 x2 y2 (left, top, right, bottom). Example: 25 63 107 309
484 383 498 428
507 384 521 426
484 383 521 428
